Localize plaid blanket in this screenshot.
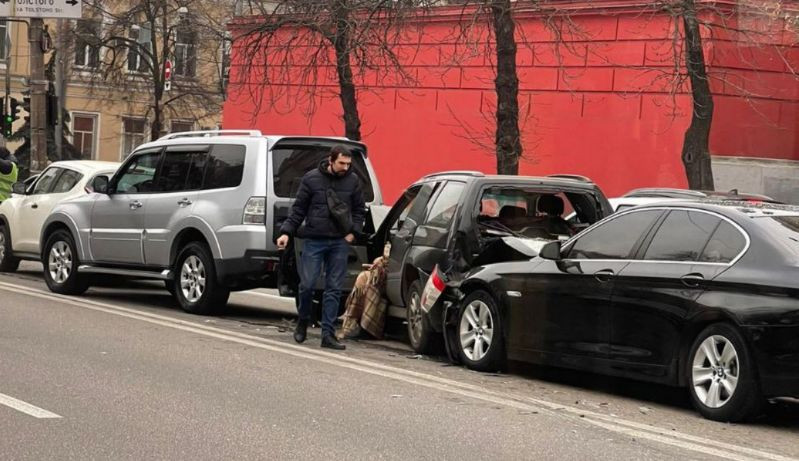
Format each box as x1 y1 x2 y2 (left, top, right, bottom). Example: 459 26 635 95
337 256 388 340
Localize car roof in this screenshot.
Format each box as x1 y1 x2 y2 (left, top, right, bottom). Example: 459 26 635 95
631 200 799 218
416 171 600 190
49 160 120 173
135 133 368 156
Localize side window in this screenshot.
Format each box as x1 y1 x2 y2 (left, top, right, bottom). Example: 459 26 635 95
115 152 161 194
32 168 62 195
568 210 662 259
424 181 465 228
699 221 746 263
154 150 206 192
51 169 83 193
204 144 245 190
644 211 719 262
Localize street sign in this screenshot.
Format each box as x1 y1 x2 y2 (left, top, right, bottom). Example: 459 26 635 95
3 0 83 20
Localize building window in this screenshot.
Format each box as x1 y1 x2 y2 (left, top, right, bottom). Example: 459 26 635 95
170 120 193 133
0 21 8 62
127 24 151 73
75 20 101 69
174 28 196 78
72 114 97 159
122 117 146 159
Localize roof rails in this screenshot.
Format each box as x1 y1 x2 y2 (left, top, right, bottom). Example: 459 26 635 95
547 174 593 182
157 130 263 141
423 170 485 179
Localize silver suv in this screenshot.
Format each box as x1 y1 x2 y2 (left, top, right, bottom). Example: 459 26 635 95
41 130 383 314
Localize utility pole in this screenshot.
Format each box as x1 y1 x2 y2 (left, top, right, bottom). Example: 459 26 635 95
54 19 64 160
28 18 47 173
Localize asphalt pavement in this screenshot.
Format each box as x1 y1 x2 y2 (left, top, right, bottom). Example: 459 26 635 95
1 262 797 460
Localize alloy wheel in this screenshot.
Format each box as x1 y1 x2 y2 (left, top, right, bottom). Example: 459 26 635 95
459 300 494 361
180 255 206 303
408 290 423 345
692 335 740 408
48 241 73 284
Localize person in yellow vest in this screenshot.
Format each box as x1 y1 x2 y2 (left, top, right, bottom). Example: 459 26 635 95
0 147 19 203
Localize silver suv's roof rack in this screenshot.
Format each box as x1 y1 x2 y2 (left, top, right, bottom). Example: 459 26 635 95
157 130 263 141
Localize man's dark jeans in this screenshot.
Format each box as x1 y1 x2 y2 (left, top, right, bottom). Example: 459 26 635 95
297 238 349 337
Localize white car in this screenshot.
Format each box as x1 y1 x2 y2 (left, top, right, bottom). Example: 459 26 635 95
0 160 119 272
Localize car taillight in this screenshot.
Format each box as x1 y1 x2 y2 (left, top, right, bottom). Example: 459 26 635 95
421 264 446 313
243 197 266 225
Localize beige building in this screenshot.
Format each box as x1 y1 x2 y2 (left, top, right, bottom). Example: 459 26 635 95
1 0 248 164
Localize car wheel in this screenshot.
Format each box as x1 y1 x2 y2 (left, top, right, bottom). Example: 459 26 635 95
43 230 89 295
687 323 762 422
173 242 230 315
406 279 442 355
457 290 505 372
0 224 20 272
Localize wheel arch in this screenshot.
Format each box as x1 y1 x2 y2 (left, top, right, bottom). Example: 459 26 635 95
678 311 747 387
40 215 84 261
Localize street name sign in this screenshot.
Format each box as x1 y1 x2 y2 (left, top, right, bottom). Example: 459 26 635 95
0 0 83 19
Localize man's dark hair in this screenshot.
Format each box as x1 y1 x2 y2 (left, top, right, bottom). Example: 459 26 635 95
329 144 352 162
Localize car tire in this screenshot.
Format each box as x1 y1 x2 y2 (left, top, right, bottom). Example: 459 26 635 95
42 230 90 295
0 224 20 273
406 279 443 355
173 242 230 315
457 290 505 372
687 323 762 422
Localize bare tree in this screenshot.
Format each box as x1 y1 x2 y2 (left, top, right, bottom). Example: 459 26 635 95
231 1 424 141
72 1 232 141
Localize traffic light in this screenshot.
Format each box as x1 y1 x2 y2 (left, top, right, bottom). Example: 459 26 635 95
2 110 12 138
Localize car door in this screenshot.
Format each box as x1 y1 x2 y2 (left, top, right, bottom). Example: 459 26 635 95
15 167 65 253
90 150 161 264
609 209 736 379
507 209 664 367
143 146 207 267
385 180 446 306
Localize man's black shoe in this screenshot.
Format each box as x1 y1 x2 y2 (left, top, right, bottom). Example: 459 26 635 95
293 320 308 344
321 335 346 350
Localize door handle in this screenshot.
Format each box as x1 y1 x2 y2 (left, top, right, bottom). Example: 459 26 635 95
31 203 38 209
681 273 705 288
129 200 143 210
177 198 193 207
593 269 615 283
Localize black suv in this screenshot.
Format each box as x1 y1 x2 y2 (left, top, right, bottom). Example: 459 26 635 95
368 171 613 353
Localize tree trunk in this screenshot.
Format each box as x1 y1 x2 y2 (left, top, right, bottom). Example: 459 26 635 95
151 102 163 141
332 0 362 141
491 0 522 175
681 0 714 190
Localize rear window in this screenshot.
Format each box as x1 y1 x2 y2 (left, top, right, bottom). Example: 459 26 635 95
272 145 375 201
759 215 799 256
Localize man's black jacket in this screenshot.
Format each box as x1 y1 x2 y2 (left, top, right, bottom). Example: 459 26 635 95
279 160 366 239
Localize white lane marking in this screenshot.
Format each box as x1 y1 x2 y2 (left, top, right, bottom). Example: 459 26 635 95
0 392 61 419
0 281 795 461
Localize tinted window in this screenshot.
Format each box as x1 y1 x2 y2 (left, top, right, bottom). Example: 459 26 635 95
272 145 375 201
204 145 245 189
700 221 746 263
51 169 83 193
569 210 661 259
32 168 62 194
425 181 465 228
155 151 205 192
644 210 719 262
115 153 160 194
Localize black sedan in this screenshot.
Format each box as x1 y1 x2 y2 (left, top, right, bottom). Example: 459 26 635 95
442 201 799 422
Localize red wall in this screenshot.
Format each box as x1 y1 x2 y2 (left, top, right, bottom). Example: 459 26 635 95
225 4 799 204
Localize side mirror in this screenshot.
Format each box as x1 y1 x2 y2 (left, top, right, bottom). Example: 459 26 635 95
12 182 27 195
91 175 109 194
539 240 562 261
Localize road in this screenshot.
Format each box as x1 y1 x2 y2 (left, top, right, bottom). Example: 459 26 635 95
1 262 798 460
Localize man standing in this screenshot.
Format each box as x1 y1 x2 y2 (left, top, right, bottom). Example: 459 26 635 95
0 147 19 203
276 145 366 350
